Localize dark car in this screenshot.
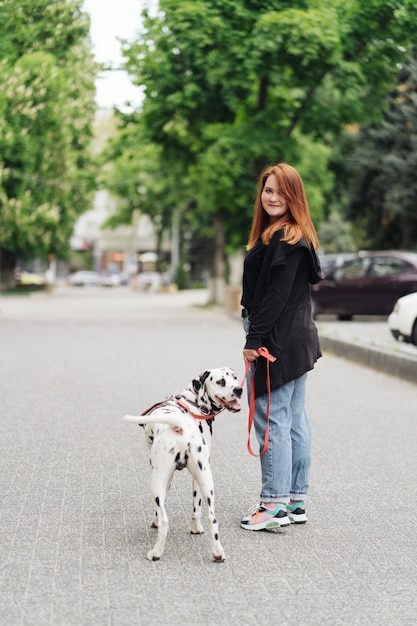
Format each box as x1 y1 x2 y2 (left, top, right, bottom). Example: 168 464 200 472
318 252 356 277
311 251 417 320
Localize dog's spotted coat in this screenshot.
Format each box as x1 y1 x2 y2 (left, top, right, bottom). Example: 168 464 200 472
124 367 242 562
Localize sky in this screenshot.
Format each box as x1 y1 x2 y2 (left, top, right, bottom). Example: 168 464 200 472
82 0 147 110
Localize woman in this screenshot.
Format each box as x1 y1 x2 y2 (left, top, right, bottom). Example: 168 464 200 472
240 162 322 531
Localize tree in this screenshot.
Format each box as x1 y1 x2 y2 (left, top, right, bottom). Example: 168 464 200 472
0 0 97 287
318 211 356 253
347 57 417 250
116 0 417 301
100 111 187 272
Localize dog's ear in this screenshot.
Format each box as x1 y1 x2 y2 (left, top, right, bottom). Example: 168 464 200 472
192 378 202 392
199 371 210 386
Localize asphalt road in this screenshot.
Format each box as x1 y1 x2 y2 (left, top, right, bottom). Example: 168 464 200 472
1 287 417 625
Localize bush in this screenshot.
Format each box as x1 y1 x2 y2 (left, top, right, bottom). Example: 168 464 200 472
174 263 189 290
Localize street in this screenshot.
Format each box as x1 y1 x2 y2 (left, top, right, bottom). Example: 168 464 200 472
1 287 416 625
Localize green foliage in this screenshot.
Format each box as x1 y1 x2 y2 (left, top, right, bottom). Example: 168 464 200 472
69 248 94 271
100 113 188 267
347 57 417 250
0 0 98 263
109 0 417 279
318 211 356 253
174 262 189 290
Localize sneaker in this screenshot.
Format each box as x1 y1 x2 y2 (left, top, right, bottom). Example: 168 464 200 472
287 501 307 524
240 503 291 531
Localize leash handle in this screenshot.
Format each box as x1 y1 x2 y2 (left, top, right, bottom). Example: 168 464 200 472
257 346 276 363
244 346 276 457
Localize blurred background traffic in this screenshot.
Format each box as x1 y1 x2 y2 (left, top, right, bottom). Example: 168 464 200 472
2 0 417 345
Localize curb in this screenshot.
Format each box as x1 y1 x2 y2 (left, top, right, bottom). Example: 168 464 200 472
319 332 417 384
231 310 417 384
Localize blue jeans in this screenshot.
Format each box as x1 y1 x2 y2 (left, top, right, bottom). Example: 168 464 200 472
244 318 311 503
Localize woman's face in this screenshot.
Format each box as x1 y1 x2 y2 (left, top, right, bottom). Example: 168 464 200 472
261 174 288 223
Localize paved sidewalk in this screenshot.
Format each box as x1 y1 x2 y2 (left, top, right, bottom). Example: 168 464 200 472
1 288 417 625
316 317 417 384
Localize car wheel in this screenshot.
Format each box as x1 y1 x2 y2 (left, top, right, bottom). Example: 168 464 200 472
412 319 417 346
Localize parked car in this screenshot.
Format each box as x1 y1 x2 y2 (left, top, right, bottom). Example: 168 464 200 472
318 252 356 277
68 271 100 287
100 271 123 287
311 251 417 320
388 292 417 345
17 270 46 286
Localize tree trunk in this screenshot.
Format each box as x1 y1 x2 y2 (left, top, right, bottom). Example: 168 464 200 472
0 248 17 289
208 210 226 305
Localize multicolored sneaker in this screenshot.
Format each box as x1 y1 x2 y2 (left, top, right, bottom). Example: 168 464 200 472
240 503 291 531
287 501 307 524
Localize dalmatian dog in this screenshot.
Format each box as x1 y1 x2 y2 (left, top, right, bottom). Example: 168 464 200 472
123 367 242 562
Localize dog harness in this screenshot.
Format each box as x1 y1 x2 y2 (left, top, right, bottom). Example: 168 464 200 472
141 395 219 421
140 346 276 457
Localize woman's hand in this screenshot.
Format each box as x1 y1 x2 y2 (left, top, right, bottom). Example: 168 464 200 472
243 348 259 362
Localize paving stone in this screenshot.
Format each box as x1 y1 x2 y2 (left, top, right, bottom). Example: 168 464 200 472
1 288 416 625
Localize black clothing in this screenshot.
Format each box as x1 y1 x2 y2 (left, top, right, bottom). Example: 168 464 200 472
241 230 323 396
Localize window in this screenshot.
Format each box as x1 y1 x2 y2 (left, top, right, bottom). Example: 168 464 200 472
369 257 409 277
334 258 369 280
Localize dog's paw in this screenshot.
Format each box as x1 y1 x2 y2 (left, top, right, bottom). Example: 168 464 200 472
190 519 204 534
146 549 161 561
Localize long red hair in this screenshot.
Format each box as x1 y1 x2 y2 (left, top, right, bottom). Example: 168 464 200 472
247 163 319 251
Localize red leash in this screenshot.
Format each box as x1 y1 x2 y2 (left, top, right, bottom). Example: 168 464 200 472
242 347 277 457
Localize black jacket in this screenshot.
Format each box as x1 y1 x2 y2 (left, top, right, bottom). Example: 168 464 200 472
241 230 323 396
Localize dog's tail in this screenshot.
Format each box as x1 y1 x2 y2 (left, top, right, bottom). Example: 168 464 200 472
123 413 188 430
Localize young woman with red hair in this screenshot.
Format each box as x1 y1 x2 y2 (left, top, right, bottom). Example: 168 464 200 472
240 163 323 531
